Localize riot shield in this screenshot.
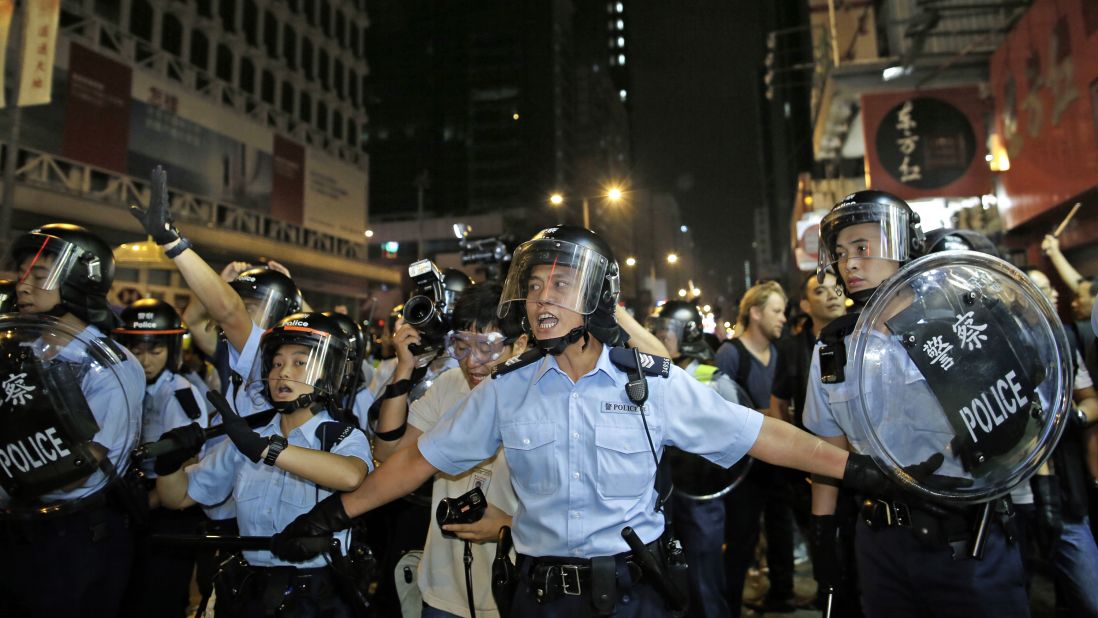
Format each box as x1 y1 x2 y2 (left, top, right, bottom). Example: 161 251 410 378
666 447 752 501
846 251 1071 504
0 315 141 515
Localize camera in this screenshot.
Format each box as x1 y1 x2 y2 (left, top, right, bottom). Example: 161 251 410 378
436 486 487 538
454 223 512 281
403 259 451 358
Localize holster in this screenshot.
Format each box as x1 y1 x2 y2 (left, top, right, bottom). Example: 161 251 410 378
492 526 518 617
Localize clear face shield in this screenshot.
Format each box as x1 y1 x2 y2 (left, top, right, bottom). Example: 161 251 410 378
445 330 512 363
645 316 683 356
252 327 343 407
817 203 912 280
498 239 609 319
240 289 292 330
16 234 99 292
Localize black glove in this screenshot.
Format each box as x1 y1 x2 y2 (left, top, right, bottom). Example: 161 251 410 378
205 391 269 463
587 305 627 348
810 514 840 590
843 452 957 497
129 165 183 245
153 423 206 475
272 493 353 562
1031 474 1063 559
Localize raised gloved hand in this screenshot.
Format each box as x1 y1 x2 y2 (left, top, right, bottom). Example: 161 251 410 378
810 514 840 590
272 493 353 562
205 390 268 463
1031 474 1063 559
130 165 183 246
153 423 207 475
587 306 627 348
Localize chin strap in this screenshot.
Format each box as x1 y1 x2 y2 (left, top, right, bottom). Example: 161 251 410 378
534 325 587 356
269 390 323 414
848 287 875 307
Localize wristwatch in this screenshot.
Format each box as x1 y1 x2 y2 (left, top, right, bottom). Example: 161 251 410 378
264 435 288 466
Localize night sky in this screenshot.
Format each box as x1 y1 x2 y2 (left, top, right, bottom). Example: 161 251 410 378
629 0 770 304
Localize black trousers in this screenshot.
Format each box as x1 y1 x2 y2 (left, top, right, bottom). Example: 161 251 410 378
120 504 205 618
0 505 134 618
723 462 795 616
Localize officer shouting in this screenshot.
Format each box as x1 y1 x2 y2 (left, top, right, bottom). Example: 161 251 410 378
272 225 886 617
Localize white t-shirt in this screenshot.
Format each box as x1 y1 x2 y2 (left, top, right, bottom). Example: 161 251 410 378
408 367 518 618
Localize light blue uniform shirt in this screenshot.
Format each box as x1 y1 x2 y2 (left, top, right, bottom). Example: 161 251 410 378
186 409 374 568
42 325 145 502
351 387 376 433
140 370 208 477
418 344 764 558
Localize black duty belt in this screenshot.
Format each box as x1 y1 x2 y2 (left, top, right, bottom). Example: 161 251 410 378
859 496 990 559
519 541 656 604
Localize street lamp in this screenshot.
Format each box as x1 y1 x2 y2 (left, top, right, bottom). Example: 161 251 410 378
625 256 637 267
548 185 624 229
666 253 678 264
677 288 687 297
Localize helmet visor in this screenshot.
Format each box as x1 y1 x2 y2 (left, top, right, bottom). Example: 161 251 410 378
498 239 609 318
646 316 683 347
239 287 293 329
446 330 511 363
252 326 342 403
818 203 911 278
16 235 87 292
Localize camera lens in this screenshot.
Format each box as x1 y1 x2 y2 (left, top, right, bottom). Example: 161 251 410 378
403 295 436 326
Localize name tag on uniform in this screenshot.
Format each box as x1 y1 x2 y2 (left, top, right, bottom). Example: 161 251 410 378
601 401 647 415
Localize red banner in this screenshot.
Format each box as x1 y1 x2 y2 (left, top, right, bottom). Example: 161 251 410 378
861 86 991 200
271 135 305 225
61 44 131 173
989 0 1098 229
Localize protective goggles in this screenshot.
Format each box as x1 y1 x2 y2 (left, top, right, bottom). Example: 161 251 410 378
445 330 512 362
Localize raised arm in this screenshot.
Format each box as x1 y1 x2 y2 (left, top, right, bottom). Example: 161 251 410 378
372 324 423 461
616 305 671 357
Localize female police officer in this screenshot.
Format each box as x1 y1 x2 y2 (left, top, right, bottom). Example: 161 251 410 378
1 223 144 617
804 191 1030 617
156 312 373 616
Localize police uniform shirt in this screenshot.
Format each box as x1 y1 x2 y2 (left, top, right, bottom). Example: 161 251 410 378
185 409 374 568
351 387 377 433
409 367 519 617
33 324 145 503
802 330 968 479
417 345 764 558
227 323 269 418
140 370 209 478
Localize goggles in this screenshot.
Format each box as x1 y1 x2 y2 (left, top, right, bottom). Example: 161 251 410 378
445 330 512 362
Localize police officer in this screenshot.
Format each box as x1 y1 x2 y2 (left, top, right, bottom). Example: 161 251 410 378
155 312 373 615
804 191 1030 616
322 310 377 429
1 223 145 617
647 301 733 618
114 298 209 617
271 225 885 617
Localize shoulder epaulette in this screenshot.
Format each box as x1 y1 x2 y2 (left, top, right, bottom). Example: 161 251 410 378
818 312 860 344
609 347 671 378
492 348 545 379
173 386 203 420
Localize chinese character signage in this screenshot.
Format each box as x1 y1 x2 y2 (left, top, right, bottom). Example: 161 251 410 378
989 0 1098 230
862 87 991 200
17 0 60 107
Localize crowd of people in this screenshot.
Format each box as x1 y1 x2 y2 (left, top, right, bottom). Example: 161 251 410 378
1 176 1096 618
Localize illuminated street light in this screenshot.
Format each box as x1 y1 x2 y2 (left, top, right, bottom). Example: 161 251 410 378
625 257 637 267
364 229 374 238
607 187 623 201
549 193 564 206
702 304 711 313
692 287 701 296
666 253 678 264
678 289 687 297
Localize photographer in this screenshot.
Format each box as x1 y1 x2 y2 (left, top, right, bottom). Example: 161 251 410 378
376 281 524 617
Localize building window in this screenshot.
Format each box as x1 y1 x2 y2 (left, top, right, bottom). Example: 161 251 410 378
302 38 314 80
220 0 236 34
619 89 627 102
349 19 359 56
348 68 358 105
161 12 183 56
333 110 343 139
347 119 357 146
335 11 346 48
334 59 344 98
216 44 234 82
319 49 330 89
320 0 332 36
240 56 256 93
263 10 278 58
300 92 312 122
244 1 259 46
616 2 624 12
196 0 212 19
317 101 329 131
129 0 153 41
617 36 625 47
617 54 626 65
304 0 316 26
190 30 209 69
616 19 624 30
261 69 275 103
283 25 297 70
281 82 295 114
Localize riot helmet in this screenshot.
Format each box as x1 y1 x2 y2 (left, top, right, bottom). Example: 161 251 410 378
321 311 366 394
229 267 302 329
921 228 1001 259
441 269 473 315
114 298 187 382
0 279 15 313
817 190 925 303
647 301 713 362
251 312 349 413
498 225 620 354
12 223 117 330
